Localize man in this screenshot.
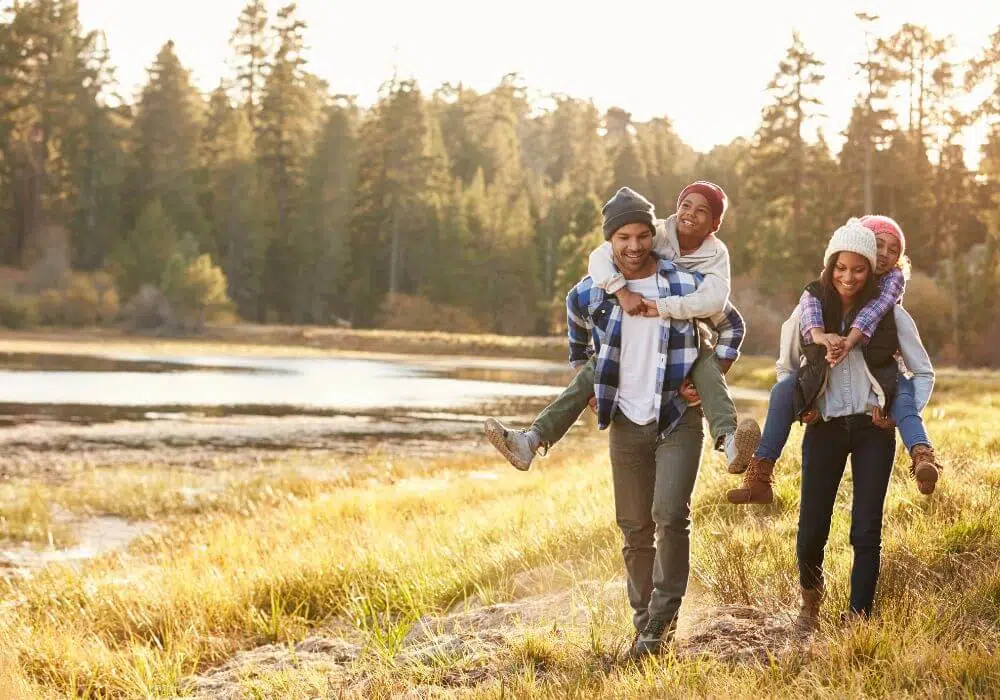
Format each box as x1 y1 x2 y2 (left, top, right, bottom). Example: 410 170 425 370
565 187 745 659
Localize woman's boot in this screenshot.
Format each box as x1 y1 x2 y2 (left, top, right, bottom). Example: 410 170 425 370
796 586 824 631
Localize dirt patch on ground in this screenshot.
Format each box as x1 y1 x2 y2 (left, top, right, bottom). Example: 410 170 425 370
0 414 502 480
188 636 363 700
678 603 808 664
184 572 809 698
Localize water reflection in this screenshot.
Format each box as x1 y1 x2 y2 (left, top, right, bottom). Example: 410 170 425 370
0 353 567 420
0 351 769 429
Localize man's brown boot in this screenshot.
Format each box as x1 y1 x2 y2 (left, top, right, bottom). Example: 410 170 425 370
796 586 824 631
726 456 775 504
910 444 940 495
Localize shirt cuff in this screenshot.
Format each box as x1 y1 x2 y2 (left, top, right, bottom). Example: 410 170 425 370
850 321 875 340
656 297 672 319
715 346 740 362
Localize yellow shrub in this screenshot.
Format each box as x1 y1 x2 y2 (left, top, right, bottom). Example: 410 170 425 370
376 293 485 334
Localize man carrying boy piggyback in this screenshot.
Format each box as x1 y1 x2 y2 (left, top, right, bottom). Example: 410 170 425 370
551 186 747 659
486 182 760 478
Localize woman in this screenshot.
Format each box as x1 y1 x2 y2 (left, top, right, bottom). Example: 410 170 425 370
775 220 935 626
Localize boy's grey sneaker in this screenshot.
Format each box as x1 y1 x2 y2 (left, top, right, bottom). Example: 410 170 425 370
723 418 762 474
484 418 539 471
627 616 677 661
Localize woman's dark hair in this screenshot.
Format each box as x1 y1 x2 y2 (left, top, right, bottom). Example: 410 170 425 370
817 251 878 332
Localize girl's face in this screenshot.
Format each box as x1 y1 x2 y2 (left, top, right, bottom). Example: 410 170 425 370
832 251 871 302
875 232 901 276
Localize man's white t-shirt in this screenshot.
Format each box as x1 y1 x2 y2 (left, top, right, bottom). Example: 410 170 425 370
616 273 661 425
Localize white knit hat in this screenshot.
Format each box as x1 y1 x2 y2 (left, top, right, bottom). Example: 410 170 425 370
823 218 877 273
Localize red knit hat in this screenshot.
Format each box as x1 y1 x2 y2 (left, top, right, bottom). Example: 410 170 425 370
676 181 728 232
859 215 905 255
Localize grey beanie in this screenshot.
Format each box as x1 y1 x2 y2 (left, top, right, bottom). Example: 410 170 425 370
602 187 655 240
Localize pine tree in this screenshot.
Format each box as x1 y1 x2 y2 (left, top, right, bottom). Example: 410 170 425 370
229 0 270 132
348 77 446 325
605 108 648 199
257 3 316 241
256 3 326 320
200 84 263 319
853 12 898 213
967 26 1000 120
745 32 825 287
879 24 951 147
131 40 207 243
110 198 178 298
0 0 114 265
300 96 359 322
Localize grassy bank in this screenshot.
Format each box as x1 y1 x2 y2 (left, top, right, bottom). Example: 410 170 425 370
0 325 568 361
1 375 999 698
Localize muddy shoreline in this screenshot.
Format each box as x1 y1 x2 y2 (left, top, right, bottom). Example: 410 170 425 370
0 345 767 579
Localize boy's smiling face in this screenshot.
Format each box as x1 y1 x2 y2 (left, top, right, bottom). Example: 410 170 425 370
675 192 714 241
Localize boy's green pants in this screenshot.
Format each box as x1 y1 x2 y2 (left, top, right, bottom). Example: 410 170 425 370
531 349 737 448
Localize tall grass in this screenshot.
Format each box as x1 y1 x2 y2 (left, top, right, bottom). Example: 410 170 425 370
1 379 999 697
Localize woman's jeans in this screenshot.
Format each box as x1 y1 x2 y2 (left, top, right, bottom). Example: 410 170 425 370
755 373 930 462
796 414 895 616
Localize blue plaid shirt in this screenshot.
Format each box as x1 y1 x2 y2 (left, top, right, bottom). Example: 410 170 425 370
566 258 745 439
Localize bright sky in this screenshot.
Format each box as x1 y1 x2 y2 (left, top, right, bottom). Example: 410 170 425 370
59 1 1000 167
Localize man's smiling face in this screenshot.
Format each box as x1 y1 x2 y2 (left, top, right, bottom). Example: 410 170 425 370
610 222 656 278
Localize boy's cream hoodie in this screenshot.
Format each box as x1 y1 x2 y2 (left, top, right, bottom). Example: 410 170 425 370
588 214 731 319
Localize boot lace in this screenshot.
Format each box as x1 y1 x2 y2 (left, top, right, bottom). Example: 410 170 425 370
642 616 672 639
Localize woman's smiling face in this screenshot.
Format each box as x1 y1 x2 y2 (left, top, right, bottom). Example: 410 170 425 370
832 251 871 302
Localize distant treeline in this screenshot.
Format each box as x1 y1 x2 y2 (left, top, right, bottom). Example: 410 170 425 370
0 3 998 363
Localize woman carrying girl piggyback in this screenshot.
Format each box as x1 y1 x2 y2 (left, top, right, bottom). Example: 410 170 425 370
761 220 935 625
727 215 942 505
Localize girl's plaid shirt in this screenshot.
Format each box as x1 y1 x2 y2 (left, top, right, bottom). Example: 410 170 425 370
798 267 905 343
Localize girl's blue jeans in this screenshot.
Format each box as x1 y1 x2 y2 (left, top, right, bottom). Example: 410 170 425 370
755 373 929 462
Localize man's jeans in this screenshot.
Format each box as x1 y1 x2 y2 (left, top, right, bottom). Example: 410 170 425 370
609 407 704 632
755 373 930 462
532 350 735 448
797 414 895 617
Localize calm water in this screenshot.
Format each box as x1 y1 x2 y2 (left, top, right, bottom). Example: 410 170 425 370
0 354 565 412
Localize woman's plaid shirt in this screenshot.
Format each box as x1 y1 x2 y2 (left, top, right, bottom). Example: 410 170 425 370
566 259 745 439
